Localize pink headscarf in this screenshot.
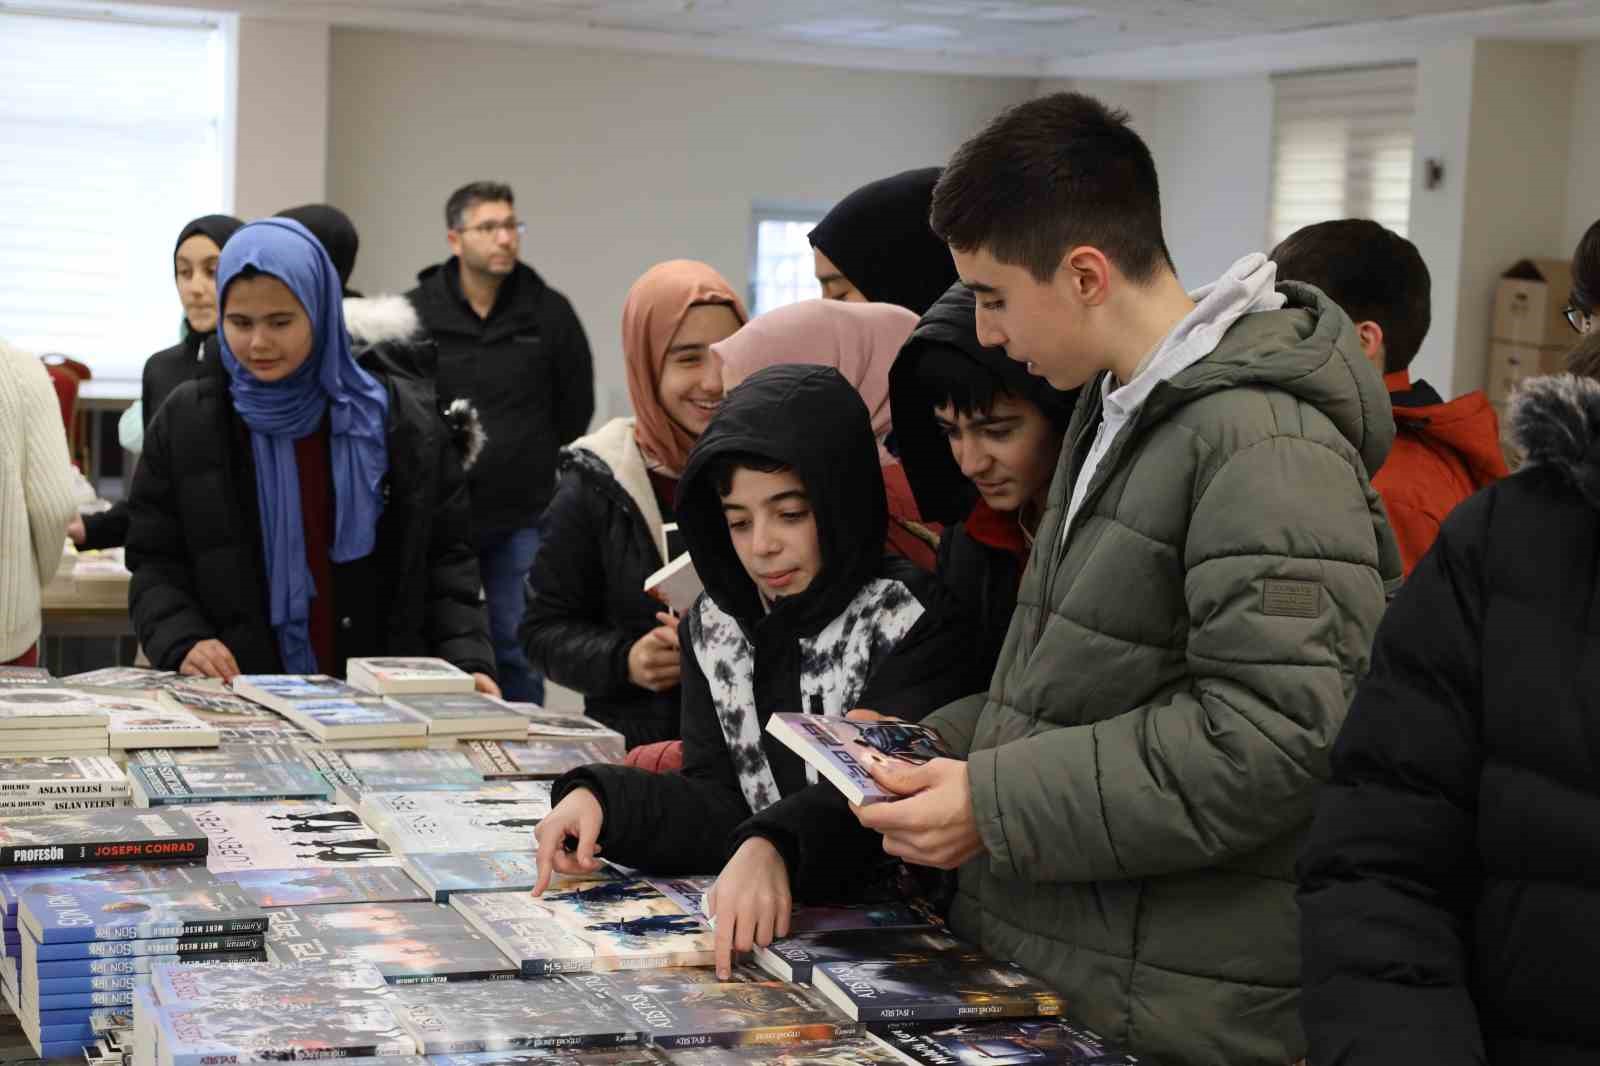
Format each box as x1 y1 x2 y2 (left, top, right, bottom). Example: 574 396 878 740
711 299 917 465
622 260 747 476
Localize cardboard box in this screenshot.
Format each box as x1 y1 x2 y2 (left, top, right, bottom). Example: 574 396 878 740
1485 340 1567 411
1492 258 1575 348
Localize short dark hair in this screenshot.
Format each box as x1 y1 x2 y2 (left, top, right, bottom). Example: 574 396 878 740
1567 330 1600 380
916 345 1019 420
445 181 515 230
930 92 1172 284
710 452 793 498
1573 218 1600 312
1270 219 1432 375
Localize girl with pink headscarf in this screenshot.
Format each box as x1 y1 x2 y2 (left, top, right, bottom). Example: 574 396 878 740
522 260 746 749
712 299 939 570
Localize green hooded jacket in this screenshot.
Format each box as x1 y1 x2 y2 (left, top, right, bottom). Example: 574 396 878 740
924 280 1402 1065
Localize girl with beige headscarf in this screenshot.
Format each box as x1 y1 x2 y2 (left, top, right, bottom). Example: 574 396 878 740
522 260 746 750
712 299 939 569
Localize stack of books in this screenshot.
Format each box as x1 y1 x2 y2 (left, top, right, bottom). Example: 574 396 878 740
187 802 402 875
263 902 519 983
0 688 113 757
347 657 477 696
383 692 528 746
230 676 428 749
12 880 267 1057
0 756 129 819
59 668 184 698
102 700 220 757
0 666 51 689
361 786 552 855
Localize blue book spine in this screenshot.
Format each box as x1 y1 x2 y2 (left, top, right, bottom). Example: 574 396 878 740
36 987 134 1010
33 947 266 977
35 1037 95 1055
35 972 140 994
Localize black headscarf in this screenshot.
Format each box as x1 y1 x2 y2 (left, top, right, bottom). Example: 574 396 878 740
889 282 1078 525
173 214 244 261
275 204 361 297
808 168 956 317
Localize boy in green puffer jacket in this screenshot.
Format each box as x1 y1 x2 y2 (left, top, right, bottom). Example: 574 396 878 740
853 92 1401 1066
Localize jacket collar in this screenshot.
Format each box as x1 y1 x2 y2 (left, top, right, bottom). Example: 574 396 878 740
566 417 667 561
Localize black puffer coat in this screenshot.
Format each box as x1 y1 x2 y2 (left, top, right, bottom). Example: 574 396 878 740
556 365 986 902
520 417 680 749
126 296 493 678
1299 372 1600 1065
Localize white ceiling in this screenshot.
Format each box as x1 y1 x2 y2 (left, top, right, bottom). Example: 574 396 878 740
37 0 1600 76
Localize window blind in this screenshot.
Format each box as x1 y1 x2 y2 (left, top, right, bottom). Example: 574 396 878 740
1269 64 1417 248
0 8 229 381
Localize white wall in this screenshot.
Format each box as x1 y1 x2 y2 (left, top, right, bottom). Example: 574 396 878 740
325 28 1033 419
233 18 330 220
1565 42 1600 252
1407 40 1476 391
1449 42 1577 395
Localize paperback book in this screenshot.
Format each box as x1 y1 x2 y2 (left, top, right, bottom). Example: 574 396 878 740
383 693 525 735
32 949 265 980
22 930 267 963
426 1050 666 1066
128 763 332 806
149 958 390 1008
299 747 483 805
810 958 1063 1024
586 972 853 1049
361 789 551 855
0 797 123 820
220 867 427 908
401 852 543 902
450 884 714 975
229 674 368 713
463 739 622 780
389 975 641 1054
102 702 220 750
133 742 307 768
347 657 476 696
263 902 518 984
276 698 428 743
1 863 219 923
764 715 960 805
644 552 702 614
754 930 971 984
869 1019 1139 1066
0 809 207 868
19 882 266 943
516 712 627 743
153 997 416 1065
0 756 127 801
188 802 400 874
156 682 276 719
0 666 50 687
0 688 111 729
57 669 183 696
666 1035 908 1066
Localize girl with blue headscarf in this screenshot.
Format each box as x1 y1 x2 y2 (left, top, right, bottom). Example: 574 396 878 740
126 218 496 690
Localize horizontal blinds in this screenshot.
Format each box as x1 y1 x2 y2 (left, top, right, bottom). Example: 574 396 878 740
0 10 228 380
1269 64 1416 247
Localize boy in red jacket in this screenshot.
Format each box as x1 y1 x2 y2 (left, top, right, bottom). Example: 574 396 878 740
1272 220 1508 575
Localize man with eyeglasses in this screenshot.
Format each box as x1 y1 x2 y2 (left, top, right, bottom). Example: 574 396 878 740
409 180 595 705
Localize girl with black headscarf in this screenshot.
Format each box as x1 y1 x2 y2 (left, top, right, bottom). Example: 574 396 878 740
72 213 243 550
808 168 957 317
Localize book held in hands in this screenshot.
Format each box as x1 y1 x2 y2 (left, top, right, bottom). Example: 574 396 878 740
764 714 960 805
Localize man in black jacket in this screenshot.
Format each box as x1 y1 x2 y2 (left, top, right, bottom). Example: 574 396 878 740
409 181 595 704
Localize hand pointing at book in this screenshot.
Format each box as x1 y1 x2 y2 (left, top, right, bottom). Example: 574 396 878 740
531 787 606 895
705 836 792 979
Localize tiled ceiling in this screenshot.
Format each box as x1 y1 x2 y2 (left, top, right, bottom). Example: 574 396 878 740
274 0 1551 58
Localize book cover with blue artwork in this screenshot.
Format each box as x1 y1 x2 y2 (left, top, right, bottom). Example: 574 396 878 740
20 882 266 943
400 852 546 902
128 762 332 806
665 1036 908 1066
0 862 217 920
155 997 416 1065
870 1019 1139 1066
264 902 517 984
389 975 641 1054
810 958 1063 1024
221 867 426 908
151 958 389 1008
586 972 853 1049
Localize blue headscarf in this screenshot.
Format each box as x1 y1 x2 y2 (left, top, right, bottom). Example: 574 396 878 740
216 218 391 673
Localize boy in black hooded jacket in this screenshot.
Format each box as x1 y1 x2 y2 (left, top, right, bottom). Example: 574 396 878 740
533 364 983 977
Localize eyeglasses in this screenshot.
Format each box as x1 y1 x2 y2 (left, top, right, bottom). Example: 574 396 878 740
457 220 526 238
1564 301 1593 335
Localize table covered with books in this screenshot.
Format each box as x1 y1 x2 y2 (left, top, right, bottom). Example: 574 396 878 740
0 658 1134 1066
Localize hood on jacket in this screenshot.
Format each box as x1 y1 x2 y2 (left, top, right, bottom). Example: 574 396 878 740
1387 372 1509 487
1147 278 1396 478
1510 373 1600 510
677 365 887 634
890 282 1078 525
807 168 955 316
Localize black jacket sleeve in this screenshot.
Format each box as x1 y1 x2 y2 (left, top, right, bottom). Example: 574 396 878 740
520 473 638 699
549 294 595 447
735 578 987 902
125 406 216 672
1297 494 1492 1066
553 631 752 874
422 417 495 677
79 501 129 551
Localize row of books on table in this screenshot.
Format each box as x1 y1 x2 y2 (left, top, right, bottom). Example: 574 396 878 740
0 659 1134 1065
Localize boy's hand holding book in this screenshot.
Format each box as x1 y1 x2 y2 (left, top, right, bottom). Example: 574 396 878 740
846 709 983 870
627 611 682 693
